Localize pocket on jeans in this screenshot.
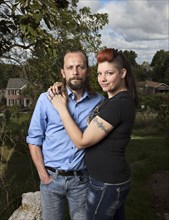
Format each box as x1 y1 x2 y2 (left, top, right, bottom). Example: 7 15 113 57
89 177 104 190
40 177 54 186
120 181 131 192
78 174 89 184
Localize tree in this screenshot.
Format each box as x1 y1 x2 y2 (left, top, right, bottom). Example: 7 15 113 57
151 50 169 83
0 0 108 63
0 0 18 61
151 50 166 66
0 63 22 88
134 65 148 81
0 0 70 62
123 50 137 67
0 0 108 94
163 53 169 84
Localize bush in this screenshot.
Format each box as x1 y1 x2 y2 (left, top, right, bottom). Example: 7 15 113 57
134 108 158 131
139 93 169 112
4 109 11 123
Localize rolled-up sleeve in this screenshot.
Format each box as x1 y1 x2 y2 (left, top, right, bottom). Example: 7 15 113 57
26 94 47 146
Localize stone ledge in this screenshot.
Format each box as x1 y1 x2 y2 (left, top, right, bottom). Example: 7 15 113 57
9 191 41 220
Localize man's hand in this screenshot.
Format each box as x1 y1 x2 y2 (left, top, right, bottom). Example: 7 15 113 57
40 174 53 185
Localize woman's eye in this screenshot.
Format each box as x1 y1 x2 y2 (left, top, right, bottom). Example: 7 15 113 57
107 71 113 75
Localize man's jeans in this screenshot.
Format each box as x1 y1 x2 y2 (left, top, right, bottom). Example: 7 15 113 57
85 177 131 220
40 169 89 220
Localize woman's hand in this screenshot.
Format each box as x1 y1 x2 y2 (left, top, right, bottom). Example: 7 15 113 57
48 82 63 96
48 90 68 112
47 81 68 111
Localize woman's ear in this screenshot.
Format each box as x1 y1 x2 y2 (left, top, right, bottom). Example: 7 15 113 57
121 68 127 79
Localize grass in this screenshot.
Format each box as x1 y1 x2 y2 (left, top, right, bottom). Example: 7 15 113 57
0 121 168 219
126 130 168 220
9 112 32 125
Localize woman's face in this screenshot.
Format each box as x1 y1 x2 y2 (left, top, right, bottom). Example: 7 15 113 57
97 61 126 97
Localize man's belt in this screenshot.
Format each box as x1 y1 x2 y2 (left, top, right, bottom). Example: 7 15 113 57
45 166 87 176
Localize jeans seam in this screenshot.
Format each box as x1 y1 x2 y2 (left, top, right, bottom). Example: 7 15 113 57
94 184 107 216
116 187 120 207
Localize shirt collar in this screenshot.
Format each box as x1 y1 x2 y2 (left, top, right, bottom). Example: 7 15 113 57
66 87 91 101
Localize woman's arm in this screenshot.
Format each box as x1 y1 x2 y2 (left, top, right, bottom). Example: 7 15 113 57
48 93 113 149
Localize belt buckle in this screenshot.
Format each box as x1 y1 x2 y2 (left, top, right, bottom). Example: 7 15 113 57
59 170 66 175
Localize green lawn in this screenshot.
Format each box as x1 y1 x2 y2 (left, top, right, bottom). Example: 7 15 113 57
0 128 168 220
126 131 168 220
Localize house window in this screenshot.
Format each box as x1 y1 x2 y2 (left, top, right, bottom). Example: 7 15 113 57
10 90 14 95
16 90 20 95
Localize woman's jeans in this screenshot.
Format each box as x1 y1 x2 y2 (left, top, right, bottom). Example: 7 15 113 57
40 169 89 220
85 177 131 220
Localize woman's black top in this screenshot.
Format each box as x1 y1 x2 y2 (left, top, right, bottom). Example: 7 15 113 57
85 91 136 184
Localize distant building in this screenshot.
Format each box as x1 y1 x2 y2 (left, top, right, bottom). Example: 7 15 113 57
5 78 31 107
138 80 169 95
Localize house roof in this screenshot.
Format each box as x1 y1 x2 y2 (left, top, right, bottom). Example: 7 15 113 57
6 78 28 89
138 80 169 89
145 80 164 88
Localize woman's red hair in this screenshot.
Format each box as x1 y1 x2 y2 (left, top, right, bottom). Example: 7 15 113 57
97 48 118 63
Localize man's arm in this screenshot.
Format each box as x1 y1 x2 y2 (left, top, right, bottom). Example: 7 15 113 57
29 144 53 184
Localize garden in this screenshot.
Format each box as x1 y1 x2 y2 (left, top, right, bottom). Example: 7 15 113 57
0 93 169 220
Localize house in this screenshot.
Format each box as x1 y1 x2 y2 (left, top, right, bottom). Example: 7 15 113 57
137 80 169 95
5 78 31 107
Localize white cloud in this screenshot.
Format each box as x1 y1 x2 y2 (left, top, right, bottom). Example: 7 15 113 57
77 0 100 13
94 0 169 64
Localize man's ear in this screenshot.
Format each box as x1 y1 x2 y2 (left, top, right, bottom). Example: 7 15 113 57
121 68 127 79
87 68 90 77
61 69 65 78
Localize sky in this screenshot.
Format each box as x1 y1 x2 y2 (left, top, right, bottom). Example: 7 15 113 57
77 0 169 64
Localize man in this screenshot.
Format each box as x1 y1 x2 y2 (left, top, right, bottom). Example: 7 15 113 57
26 49 104 220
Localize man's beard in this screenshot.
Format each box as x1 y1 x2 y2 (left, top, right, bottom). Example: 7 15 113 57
67 77 86 91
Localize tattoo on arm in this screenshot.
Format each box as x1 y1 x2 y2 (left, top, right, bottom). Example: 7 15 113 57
93 117 110 134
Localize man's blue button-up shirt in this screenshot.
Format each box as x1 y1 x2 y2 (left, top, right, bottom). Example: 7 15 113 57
26 88 104 171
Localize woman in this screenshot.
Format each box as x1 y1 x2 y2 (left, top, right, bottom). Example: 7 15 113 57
49 48 138 220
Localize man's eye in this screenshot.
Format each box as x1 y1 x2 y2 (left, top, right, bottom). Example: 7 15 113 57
78 66 84 70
